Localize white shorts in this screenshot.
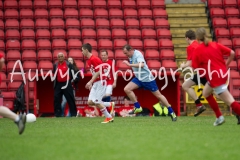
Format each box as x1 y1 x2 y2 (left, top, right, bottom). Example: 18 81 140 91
88 80 107 104
105 85 113 95
208 82 228 95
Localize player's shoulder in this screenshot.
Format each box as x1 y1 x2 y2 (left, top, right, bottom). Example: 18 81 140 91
134 50 144 57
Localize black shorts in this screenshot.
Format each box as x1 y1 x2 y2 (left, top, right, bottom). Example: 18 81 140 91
191 74 207 85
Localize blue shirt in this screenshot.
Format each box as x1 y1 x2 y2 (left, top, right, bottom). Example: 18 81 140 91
129 50 154 82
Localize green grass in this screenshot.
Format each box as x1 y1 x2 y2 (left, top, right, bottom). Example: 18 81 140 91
0 116 239 160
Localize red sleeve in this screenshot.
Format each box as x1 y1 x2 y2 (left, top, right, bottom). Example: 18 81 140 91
91 56 102 72
186 46 193 60
191 48 201 69
217 43 231 56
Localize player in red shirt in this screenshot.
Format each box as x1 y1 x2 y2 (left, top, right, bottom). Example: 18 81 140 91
100 50 118 116
0 53 26 134
192 27 240 126
82 43 114 123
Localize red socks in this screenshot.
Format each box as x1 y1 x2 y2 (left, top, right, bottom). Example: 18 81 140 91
231 101 240 115
206 95 222 118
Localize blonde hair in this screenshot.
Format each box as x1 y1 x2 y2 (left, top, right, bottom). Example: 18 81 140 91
196 28 210 46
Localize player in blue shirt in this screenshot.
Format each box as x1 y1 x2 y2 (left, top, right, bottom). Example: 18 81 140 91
122 44 177 121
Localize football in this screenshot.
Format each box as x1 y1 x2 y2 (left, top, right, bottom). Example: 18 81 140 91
26 113 36 123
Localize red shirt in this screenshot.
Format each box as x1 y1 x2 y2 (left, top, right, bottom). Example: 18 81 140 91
57 61 68 82
192 42 231 87
87 55 106 82
102 59 118 85
115 106 134 117
83 106 102 117
187 40 199 60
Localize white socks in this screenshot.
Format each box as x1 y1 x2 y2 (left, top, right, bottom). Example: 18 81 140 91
100 107 112 118
103 102 111 107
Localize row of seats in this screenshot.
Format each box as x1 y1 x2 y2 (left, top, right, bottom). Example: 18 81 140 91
208 0 240 9
0 8 167 20
210 8 240 18
212 18 240 29
1 18 170 30
0 0 165 10
214 28 240 39
218 38 240 54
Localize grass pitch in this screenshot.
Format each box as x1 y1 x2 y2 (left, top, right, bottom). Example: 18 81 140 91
0 116 239 160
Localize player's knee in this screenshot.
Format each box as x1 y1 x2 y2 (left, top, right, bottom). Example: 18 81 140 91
124 86 130 93
182 82 189 91
202 91 210 98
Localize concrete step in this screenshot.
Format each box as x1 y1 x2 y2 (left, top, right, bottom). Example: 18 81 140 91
174 44 188 48
170 23 209 28
171 28 210 35
166 8 206 14
168 18 208 24
172 38 187 45
174 48 187 59
172 33 212 38
168 13 207 18
176 59 186 68
166 3 206 8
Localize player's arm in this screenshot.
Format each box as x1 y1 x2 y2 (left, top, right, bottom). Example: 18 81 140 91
180 60 192 68
86 71 100 89
226 50 235 67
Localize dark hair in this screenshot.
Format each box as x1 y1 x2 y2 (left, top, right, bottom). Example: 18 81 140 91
82 43 92 53
68 57 78 70
122 44 132 51
124 96 130 101
100 50 108 55
185 30 196 40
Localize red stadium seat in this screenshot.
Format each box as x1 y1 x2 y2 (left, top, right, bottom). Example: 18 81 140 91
34 9 48 19
225 8 239 18
83 39 97 50
4 9 19 20
82 29 96 39
48 1 62 9
50 19 65 30
0 40 5 51
20 9 33 19
210 8 225 18
68 39 82 50
78 1 92 9
114 39 127 50
110 19 124 29
129 39 143 50
208 0 223 9
0 20 3 30
160 50 175 60
63 0 77 9
140 19 154 29
8 82 23 91
235 48 240 59
112 29 126 39
36 29 50 40
98 39 113 50
229 60 238 70
21 29 35 40
142 29 157 39
127 29 141 39
217 38 233 49
116 60 130 71
67 29 81 39
238 0 240 8
223 0 237 8
66 19 80 29
51 29 66 40
64 9 78 19
115 49 127 60
108 1 121 9
6 50 21 61
52 39 67 50
37 39 51 51
137 1 150 9
69 50 83 60
81 19 95 29
145 50 160 60
7 61 21 72
97 29 111 40
0 72 6 81
20 19 34 30
155 19 170 29
215 28 230 39
5 20 19 30
79 9 93 19
6 30 20 40
159 39 173 50
212 18 227 28
153 9 167 19
233 38 240 49
38 61 53 74
0 30 4 40
19 1 33 9
75 60 84 69
138 9 152 19
157 29 172 40
35 19 49 29
122 1 136 9
22 50 37 61
151 0 165 9
6 40 20 51
0 1 2 10
144 39 158 50
228 18 240 29
38 50 52 61
91 50 99 57
4 1 18 10
125 19 139 29
109 9 123 19
0 82 7 91
123 9 138 19
162 60 177 71
53 50 67 60
23 61 37 72
94 9 108 19
34 1 47 9
96 19 110 29
1 92 16 100
49 9 63 19
147 60 161 70
0 10 3 20
93 1 107 9
230 28 240 38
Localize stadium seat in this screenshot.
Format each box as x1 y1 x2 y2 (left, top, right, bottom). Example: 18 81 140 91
21 29 35 40
162 60 177 71
140 19 154 29
38 61 53 75
223 0 237 8
23 61 37 73
0 10 2 20
34 9 48 19
127 29 141 39
145 50 160 60
19 1 33 9
79 9 93 19
68 39 82 50
69 50 83 60
64 9 78 19
50 19 65 30
153 9 168 19
159 39 174 50
160 50 175 60
207 0 223 9
115 49 127 60
4 9 19 20
82 29 96 39
98 39 113 50
114 39 127 50
138 9 152 19
0 72 6 81
110 19 125 29
63 0 77 9
67 29 81 39
51 29 66 40
122 1 136 9
0 1 2 10
0 20 3 30
142 29 157 39
94 9 108 19
137 1 150 9
0 30 3 40
35 19 49 30
112 29 126 39
151 0 165 9
48 1 62 9
93 1 107 9
81 19 95 29
228 18 240 29
78 0 92 9
129 39 143 50
91 50 99 57
147 60 161 70
20 9 33 19
49 9 63 19
144 39 158 50
116 60 131 71
125 19 139 29
157 29 172 40
20 19 34 30
7 61 21 72
233 38 240 49
123 9 138 19
0 40 5 51
6 30 20 40
34 1 48 9
217 38 233 49
22 50 37 61
36 29 50 40
238 0 240 8
97 29 111 39
212 18 227 28
8 82 23 91
1 92 16 100
215 28 230 39
108 1 121 9
5 19 19 30
66 19 80 29
225 8 239 18
230 28 240 38
0 82 7 91
6 50 21 61
96 19 110 29
83 39 97 50
4 1 18 10
53 50 67 60
155 19 170 29
109 9 123 19
75 60 85 69
210 8 225 18
6 40 20 51
37 50 52 61
229 60 238 70
52 39 66 50
37 40 51 51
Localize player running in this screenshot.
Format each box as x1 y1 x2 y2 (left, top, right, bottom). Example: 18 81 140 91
122 44 177 121
82 43 114 123
192 27 240 126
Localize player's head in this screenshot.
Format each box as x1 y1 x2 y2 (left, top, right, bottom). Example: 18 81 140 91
82 43 92 57
57 52 65 63
100 50 108 62
185 30 196 45
196 27 210 46
0 53 4 71
124 96 130 106
122 44 134 58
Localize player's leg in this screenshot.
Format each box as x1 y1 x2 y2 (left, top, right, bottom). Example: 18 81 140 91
0 106 26 135
54 83 64 117
61 95 67 117
102 85 115 116
202 83 224 126
124 78 142 114
63 84 77 117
